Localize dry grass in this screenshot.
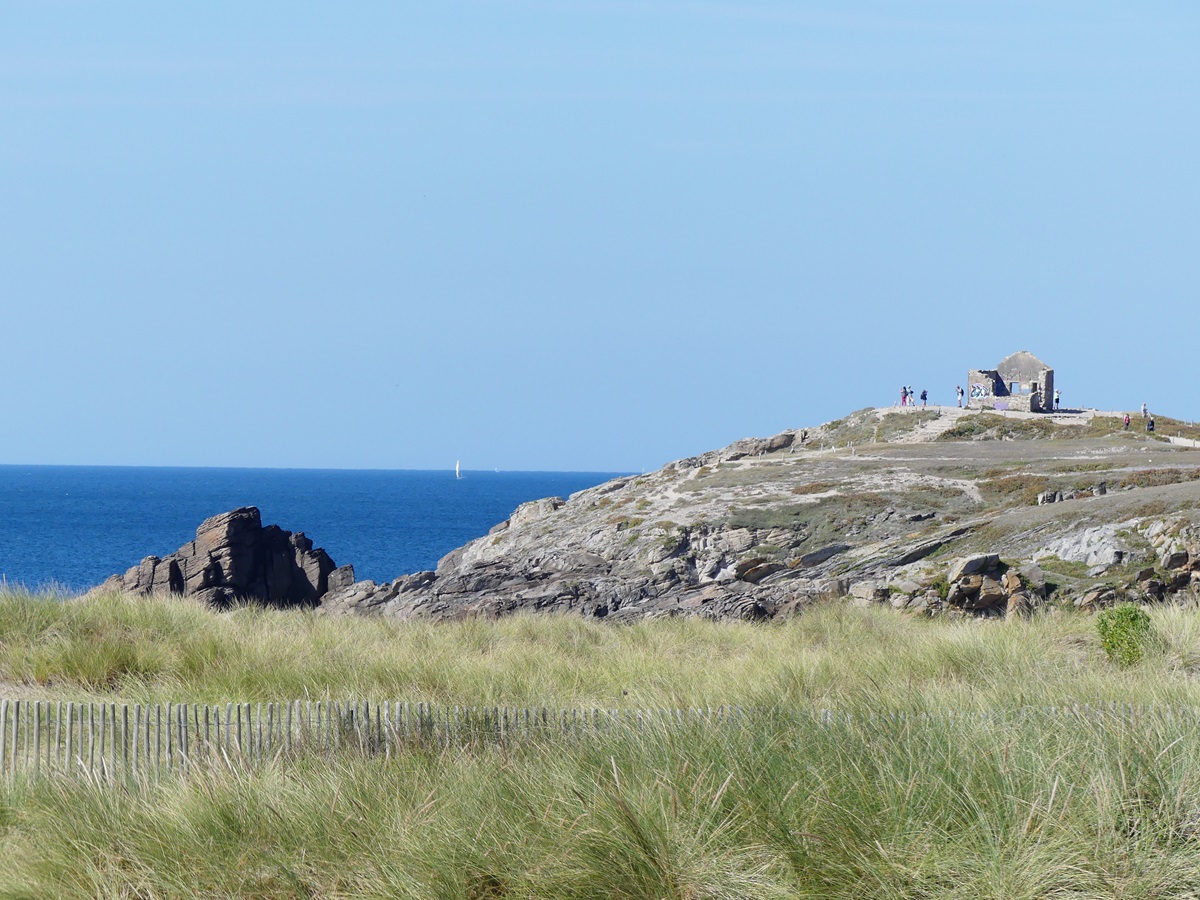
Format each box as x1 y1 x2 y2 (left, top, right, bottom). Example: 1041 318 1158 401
6 592 1200 896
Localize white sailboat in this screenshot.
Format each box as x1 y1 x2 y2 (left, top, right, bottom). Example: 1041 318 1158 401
455 460 461 480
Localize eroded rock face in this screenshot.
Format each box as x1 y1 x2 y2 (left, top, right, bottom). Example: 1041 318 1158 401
96 507 350 609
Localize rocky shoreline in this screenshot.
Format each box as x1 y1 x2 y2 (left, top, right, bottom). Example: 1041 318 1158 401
95 406 1200 621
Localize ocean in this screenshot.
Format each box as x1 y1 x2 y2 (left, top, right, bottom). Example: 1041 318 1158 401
0 466 627 592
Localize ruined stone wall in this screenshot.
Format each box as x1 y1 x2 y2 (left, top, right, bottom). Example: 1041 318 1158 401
983 393 1039 413
967 367 1054 412
966 370 1003 408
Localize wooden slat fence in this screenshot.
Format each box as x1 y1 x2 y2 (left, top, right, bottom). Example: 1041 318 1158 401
0 699 755 784
0 699 1194 784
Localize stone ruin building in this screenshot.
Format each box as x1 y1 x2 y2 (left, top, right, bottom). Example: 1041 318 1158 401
967 351 1055 413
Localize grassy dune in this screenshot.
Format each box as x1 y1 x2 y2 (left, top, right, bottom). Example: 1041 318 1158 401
5 589 1200 712
5 590 1200 896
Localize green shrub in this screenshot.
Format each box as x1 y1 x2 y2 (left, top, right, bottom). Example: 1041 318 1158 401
1096 603 1154 667
928 573 951 601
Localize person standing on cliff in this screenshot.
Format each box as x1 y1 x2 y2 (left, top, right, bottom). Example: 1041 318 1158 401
1148 416 1156 433
920 389 928 408
1142 402 1149 418
956 385 964 408
1054 388 1061 410
1124 413 1131 430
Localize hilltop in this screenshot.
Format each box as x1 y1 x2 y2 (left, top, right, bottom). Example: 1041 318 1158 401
315 405 1200 621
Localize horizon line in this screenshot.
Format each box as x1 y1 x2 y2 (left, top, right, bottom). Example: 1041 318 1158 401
0 461 638 475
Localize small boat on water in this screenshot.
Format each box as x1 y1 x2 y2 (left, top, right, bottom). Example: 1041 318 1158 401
455 460 461 480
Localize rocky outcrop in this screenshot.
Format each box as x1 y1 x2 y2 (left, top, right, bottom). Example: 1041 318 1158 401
94 407 1200 623
96 507 351 609
316 407 1200 623
1038 524 1130 574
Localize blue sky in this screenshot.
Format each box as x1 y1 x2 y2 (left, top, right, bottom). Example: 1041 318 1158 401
3 2 1198 472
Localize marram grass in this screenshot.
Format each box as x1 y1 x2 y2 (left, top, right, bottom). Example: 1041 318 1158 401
5 709 1200 898
5 588 1200 712
6 589 1200 896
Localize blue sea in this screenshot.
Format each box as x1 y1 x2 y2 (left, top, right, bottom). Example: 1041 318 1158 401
0 466 627 592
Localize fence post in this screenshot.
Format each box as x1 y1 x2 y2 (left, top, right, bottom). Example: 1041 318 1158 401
181 704 190 772
132 705 141 780
382 701 390 758
234 704 243 759
0 699 8 780
66 702 76 777
12 700 20 776
212 704 221 758
99 703 110 780
22 701 30 771
120 704 128 779
98 703 106 779
352 701 359 754
52 702 62 773
108 703 118 781
33 701 42 777
325 700 332 752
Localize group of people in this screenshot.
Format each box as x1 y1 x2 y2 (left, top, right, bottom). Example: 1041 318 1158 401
912 385 1064 410
897 383 1159 434
1123 403 1153 431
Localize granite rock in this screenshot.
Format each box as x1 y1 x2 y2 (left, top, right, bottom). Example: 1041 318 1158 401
95 507 344 609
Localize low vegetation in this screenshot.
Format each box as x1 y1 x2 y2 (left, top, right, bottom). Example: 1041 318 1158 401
978 473 1053 507
1097 603 1155 667
1094 414 1200 443
1114 467 1200 491
802 408 944 450
7 590 1200 897
937 414 1059 442
9 587 1200 712
934 410 1200 446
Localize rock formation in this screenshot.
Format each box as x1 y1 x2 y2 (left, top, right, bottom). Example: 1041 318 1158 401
317 406 1200 622
94 405 1200 622
96 507 353 609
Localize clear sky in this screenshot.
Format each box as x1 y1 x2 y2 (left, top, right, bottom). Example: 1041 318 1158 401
3 2 1198 473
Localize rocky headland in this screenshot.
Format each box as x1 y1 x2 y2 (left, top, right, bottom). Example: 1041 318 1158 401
100 406 1200 621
